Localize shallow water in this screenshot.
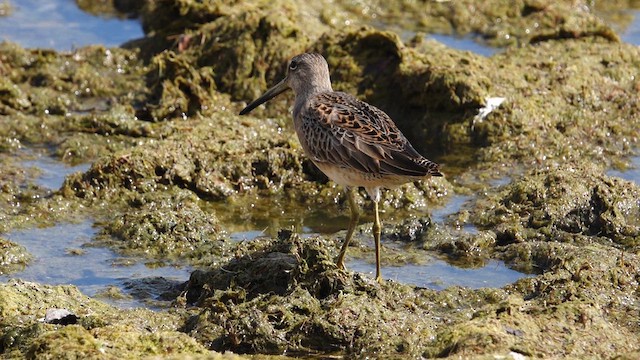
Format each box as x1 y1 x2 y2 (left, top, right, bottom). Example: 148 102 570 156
431 193 475 232
0 0 143 50
21 153 90 190
427 33 500 57
349 258 524 290
0 220 192 309
621 10 640 45
4 152 191 308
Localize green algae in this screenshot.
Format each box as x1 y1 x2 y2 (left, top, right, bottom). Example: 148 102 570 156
473 38 640 170
0 43 145 113
0 148 92 233
375 0 618 46
175 229 640 358
132 0 318 121
135 0 618 49
0 153 56 234
60 102 449 210
0 42 149 164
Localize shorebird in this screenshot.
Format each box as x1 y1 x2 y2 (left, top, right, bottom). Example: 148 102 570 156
240 53 442 282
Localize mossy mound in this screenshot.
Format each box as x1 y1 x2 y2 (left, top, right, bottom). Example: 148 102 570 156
135 0 617 50
134 0 318 121
61 109 449 213
179 230 507 357
178 229 640 358
501 241 640 358
76 0 143 19
474 163 640 253
473 38 640 168
0 42 149 164
97 189 228 262
60 114 319 200
0 43 144 117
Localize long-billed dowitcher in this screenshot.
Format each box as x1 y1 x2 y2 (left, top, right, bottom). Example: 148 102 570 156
240 53 442 282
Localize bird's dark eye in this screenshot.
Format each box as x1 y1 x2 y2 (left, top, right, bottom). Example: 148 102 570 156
289 60 298 71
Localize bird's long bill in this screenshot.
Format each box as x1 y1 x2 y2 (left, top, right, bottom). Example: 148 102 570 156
239 78 289 115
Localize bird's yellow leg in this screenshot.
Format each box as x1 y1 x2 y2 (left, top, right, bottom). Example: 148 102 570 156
336 187 359 270
373 199 382 283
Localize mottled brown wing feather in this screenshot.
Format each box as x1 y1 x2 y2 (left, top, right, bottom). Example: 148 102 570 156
302 92 442 177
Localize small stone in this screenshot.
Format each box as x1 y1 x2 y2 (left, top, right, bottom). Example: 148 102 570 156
44 308 79 325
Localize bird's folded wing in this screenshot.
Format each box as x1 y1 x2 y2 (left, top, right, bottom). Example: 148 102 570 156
302 92 440 177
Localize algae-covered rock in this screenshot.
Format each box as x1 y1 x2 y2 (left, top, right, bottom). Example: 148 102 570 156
135 0 317 120
136 0 617 49
76 0 143 19
500 242 640 358
0 155 63 233
0 279 217 358
0 42 149 163
177 229 640 358
0 43 145 115
349 0 618 46
179 230 506 357
61 113 314 199
473 38 640 169
474 163 640 252
98 189 228 261
0 238 31 274
61 108 448 213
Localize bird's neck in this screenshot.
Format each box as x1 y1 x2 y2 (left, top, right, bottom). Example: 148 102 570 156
292 83 332 119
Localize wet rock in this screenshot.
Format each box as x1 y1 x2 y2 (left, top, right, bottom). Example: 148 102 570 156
76 0 143 19
134 0 317 120
123 277 187 303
